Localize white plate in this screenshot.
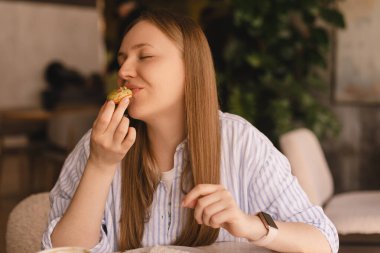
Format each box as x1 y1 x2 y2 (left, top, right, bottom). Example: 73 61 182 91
125 245 204 253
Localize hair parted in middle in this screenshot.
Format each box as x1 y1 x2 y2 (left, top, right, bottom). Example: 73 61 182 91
119 9 221 250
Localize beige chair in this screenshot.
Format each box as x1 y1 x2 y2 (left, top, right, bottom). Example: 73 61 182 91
6 192 50 253
279 128 380 244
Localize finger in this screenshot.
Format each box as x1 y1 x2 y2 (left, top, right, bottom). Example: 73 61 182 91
209 208 235 229
106 97 130 133
121 127 136 150
202 200 229 227
93 100 115 133
193 193 222 224
100 99 110 113
113 116 130 143
93 100 111 127
182 184 224 208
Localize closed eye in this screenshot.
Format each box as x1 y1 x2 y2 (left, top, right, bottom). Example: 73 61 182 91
139 55 153 60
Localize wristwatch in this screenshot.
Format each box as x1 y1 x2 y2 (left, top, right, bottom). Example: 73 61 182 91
252 212 278 247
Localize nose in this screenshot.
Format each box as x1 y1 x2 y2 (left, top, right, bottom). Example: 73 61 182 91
118 58 136 81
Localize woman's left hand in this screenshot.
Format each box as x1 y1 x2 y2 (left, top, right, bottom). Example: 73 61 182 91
182 184 253 239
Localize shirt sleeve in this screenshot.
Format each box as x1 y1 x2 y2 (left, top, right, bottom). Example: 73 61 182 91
248 134 339 253
41 130 113 253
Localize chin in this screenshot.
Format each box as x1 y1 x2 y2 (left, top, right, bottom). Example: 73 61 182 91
127 106 147 121
129 108 163 124
127 108 141 120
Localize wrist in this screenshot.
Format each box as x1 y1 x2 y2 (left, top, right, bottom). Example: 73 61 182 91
249 212 279 247
86 157 118 179
245 214 268 241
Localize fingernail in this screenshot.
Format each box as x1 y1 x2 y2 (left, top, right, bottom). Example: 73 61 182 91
181 200 186 207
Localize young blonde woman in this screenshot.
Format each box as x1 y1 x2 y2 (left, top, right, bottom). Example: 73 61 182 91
42 10 338 253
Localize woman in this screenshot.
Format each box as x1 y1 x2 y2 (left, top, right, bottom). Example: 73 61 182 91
42 10 338 253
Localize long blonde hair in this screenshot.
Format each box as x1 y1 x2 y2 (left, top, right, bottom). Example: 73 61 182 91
119 10 221 250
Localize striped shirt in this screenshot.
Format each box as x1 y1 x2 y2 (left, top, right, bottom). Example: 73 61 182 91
41 112 339 253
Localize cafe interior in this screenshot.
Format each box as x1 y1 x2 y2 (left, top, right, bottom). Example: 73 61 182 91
0 0 379 252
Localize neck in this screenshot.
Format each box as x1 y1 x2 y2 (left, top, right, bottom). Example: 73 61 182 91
146 110 186 172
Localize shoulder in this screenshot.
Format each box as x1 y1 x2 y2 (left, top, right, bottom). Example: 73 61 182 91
76 129 92 157
218 111 251 127
48 130 93 202
65 129 92 160
218 111 272 148
58 129 92 180
218 111 276 175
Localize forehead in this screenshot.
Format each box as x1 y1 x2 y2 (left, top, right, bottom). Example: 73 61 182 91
120 21 179 51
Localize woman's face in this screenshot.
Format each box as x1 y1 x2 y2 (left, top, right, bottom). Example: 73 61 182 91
117 21 185 122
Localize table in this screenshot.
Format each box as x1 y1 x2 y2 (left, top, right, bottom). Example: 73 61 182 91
1 108 51 121
0 107 51 192
0 107 51 136
124 242 275 253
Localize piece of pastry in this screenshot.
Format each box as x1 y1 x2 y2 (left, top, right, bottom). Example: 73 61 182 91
107 86 133 104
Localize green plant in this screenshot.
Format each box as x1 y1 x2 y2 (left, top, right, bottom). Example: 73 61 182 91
201 0 345 144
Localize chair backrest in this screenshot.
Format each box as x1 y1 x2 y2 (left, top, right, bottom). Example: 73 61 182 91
6 192 50 253
279 128 334 206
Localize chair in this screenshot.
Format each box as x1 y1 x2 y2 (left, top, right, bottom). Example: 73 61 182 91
39 105 98 188
0 106 98 193
47 105 99 152
6 192 50 253
279 128 380 245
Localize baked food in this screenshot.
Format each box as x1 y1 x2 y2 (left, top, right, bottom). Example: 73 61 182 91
107 86 133 104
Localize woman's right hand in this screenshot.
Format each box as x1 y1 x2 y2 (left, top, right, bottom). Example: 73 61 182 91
51 97 135 248
88 97 136 173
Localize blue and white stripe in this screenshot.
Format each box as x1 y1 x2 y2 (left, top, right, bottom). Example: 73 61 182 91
42 111 339 253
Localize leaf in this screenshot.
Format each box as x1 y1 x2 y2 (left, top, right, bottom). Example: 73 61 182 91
311 27 329 49
200 0 342 143
306 50 327 68
320 8 345 28
246 54 262 68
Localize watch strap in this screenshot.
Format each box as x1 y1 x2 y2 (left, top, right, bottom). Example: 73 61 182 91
252 212 278 247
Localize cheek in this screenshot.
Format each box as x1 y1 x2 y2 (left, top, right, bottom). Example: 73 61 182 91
140 56 185 87
130 58 185 118
163 60 185 93
153 67 185 104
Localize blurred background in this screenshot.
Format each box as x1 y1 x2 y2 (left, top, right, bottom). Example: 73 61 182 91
0 0 379 252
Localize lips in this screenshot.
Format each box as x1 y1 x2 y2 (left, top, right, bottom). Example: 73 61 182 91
125 82 143 96
131 88 142 95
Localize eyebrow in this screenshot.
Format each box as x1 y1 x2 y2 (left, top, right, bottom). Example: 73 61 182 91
118 43 154 57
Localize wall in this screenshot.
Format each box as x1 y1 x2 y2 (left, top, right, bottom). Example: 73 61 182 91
324 0 380 193
324 107 380 192
0 1 105 109
334 0 380 103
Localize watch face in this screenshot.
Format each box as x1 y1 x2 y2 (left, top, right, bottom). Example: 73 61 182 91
261 212 278 229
